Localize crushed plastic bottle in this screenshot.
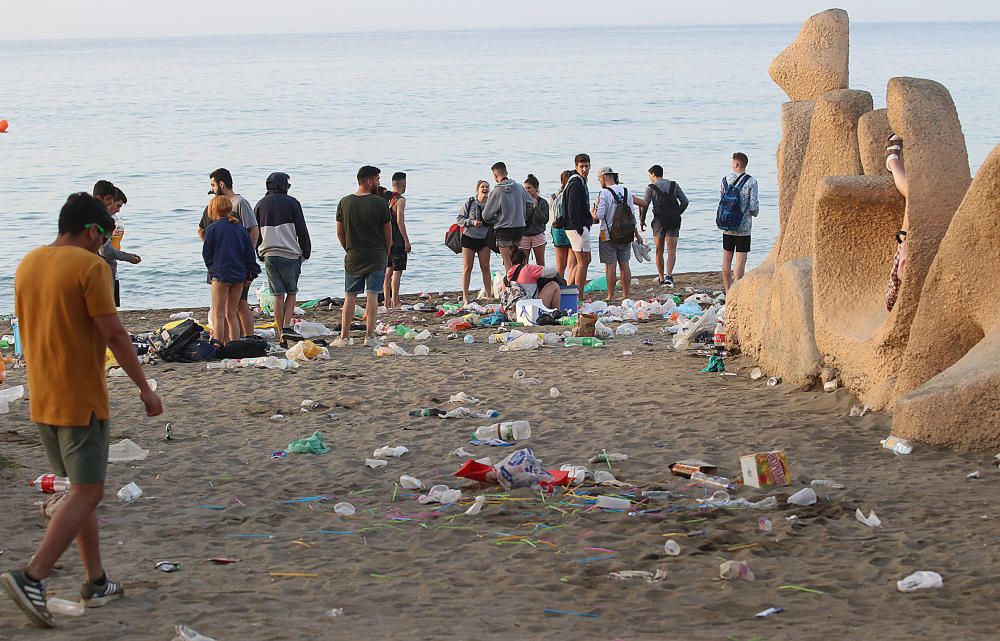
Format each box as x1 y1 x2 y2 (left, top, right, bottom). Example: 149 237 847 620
881 435 913 455
116 482 143 503
500 334 541 352
47 598 85 616
564 337 605 348
787 487 817 506
398 475 423 490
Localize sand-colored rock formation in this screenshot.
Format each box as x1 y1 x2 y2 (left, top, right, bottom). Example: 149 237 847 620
809 78 969 409
769 9 850 101
892 144 1000 449
858 109 891 176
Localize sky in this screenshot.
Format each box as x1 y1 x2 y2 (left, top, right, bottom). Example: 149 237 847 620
1 1 997 41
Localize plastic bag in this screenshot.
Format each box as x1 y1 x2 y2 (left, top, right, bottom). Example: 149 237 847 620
255 286 274 314
108 439 149 463
173 626 218 641
286 431 331 455
495 448 555 490
615 323 637 336
501 334 541 352
584 275 607 293
897 571 943 592
286 340 330 363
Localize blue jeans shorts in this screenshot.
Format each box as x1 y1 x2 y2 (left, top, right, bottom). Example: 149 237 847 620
345 270 384 295
264 256 302 295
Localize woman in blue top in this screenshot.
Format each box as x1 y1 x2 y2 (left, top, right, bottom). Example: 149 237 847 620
202 195 261 344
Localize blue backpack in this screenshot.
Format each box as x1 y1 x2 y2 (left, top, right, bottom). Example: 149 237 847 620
716 174 752 231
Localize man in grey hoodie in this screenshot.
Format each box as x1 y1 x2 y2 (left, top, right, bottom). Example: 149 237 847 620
481 161 533 271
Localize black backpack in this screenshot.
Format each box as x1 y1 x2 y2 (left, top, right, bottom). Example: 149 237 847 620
606 187 636 245
219 335 268 359
649 181 684 229
149 319 203 362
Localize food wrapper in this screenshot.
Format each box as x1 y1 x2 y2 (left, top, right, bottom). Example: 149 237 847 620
669 460 717 478
740 450 791 488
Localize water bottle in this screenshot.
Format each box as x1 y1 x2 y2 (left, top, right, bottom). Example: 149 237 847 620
690 471 738 492
30 474 71 493
810 479 845 489
558 316 578 326
474 420 531 441
564 337 605 347
408 408 445 417
464 334 475 344
880 435 913 455
47 598 85 616
713 320 726 347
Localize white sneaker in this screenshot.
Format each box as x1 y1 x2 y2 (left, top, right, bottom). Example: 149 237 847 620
363 336 382 348
331 337 350 348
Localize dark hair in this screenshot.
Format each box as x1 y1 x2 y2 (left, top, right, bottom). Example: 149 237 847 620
574 154 590 165
391 172 406 183
92 180 116 199
357 165 381 182
560 170 573 186
210 168 233 190
648 165 664 178
59 192 115 236
114 187 127 204
510 248 528 265
733 152 749 168
491 162 507 174
523 174 539 189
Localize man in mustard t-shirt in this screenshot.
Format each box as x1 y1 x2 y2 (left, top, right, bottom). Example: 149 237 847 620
1 193 163 628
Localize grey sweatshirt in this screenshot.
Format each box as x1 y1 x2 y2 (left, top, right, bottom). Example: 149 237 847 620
100 242 133 280
481 178 532 230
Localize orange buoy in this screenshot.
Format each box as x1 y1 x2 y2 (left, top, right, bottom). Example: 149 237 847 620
0 120 8 133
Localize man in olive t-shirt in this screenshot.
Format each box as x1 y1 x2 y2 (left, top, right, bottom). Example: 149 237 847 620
334 165 392 347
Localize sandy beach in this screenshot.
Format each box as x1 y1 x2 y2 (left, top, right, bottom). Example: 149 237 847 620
1 272 997 641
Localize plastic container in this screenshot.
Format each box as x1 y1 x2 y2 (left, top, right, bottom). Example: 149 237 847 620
474 420 531 442
564 337 605 348
30 474 70 493
47 597 85 616
690 471 738 492
881 435 913 455
501 334 541 351
595 496 631 511
787 487 817 506
117 482 143 503
333 502 356 516
463 334 475 344
663 540 681 556
713 321 725 347
559 287 579 313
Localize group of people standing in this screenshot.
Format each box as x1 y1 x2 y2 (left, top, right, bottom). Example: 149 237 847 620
457 152 761 303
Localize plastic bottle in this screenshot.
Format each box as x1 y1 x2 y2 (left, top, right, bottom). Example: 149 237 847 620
30 474 71 493
394 324 410 336
502 334 541 351
408 408 445 417
474 420 531 442
880 435 913 455
463 334 475 344
713 321 726 347
558 316 578 326
295 321 330 339
47 597 85 617
810 479 845 489
595 496 631 510
488 333 510 345
690 471 738 492
564 337 605 348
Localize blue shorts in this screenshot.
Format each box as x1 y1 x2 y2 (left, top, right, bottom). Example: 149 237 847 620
551 227 571 248
345 270 384 295
264 256 302 295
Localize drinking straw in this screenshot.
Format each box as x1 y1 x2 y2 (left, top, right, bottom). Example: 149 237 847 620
544 609 599 618
779 585 825 594
269 572 319 578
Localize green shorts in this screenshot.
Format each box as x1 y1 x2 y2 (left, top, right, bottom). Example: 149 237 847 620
37 414 110 485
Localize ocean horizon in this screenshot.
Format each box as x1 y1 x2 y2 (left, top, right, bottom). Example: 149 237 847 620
2 22 997 310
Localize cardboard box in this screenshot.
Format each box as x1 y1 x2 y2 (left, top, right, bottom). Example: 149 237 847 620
740 451 791 488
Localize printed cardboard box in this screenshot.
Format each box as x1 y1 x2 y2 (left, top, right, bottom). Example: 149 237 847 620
740 451 791 488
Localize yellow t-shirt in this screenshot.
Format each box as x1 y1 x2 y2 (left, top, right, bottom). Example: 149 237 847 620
14 245 118 426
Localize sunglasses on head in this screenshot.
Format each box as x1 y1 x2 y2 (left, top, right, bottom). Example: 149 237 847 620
84 223 112 240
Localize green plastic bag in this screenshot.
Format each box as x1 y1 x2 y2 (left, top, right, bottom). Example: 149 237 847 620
700 355 726 373
287 431 331 455
584 276 607 293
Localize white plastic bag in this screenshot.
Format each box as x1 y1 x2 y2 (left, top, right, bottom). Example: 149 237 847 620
897 571 943 592
494 448 554 490
615 323 637 336
108 439 149 463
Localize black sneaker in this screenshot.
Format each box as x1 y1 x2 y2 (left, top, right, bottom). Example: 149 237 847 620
1 569 56 628
80 575 124 608
664 276 675 287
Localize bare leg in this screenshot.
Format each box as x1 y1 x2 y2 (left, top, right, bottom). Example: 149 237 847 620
364 291 379 338
620 260 632 300
605 264 616 302
539 282 561 309
210 282 228 343
273 293 286 340
74 508 104 582
26 482 104 581
567 250 577 284
237 299 254 337
554 245 568 279
341 293 357 340
722 249 735 294
887 157 909 200
666 236 678 278
499 246 514 272
282 294 297 334
383 268 393 307
461 248 474 302
477 248 493 298
532 244 545 266
654 236 665 281
574 252 590 300
391 271 403 308
733 251 749 284
225 284 243 344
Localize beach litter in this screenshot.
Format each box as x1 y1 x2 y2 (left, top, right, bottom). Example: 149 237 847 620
116 482 143 503
966 470 980 479
399 475 423 490
155 561 180 573
418 484 462 505
849 405 870 417
465 496 486 515
448 392 481 405
700 355 725 373
373 445 409 458
549 387 560 398
365 459 387 469
897 571 943 592
327 608 345 618
749 367 763 380
881 435 913 455
755 607 784 618
855 509 882 528
610 569 667 582
823 379 840 392
787 487 817 506
333 502 356 516
719 560 755 581
173 625 217 641
0 384 25 414
287 432 331 455
107 438 149 463
664 539 681 556
46 598 84 617
740 450 791 488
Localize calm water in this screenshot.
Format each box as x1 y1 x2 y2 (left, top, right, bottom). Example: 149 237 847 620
1 23 997 310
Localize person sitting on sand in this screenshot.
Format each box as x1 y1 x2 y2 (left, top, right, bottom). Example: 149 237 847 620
885 134 910 312
202 195 261 345
457 180 493 304
594 167 641 302
549 169 576 281
519 174 549 265
505 248 562 310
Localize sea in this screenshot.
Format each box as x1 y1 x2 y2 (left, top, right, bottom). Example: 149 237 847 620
1 22 997 310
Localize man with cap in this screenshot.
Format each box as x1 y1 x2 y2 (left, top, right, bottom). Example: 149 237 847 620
593 166 641 301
